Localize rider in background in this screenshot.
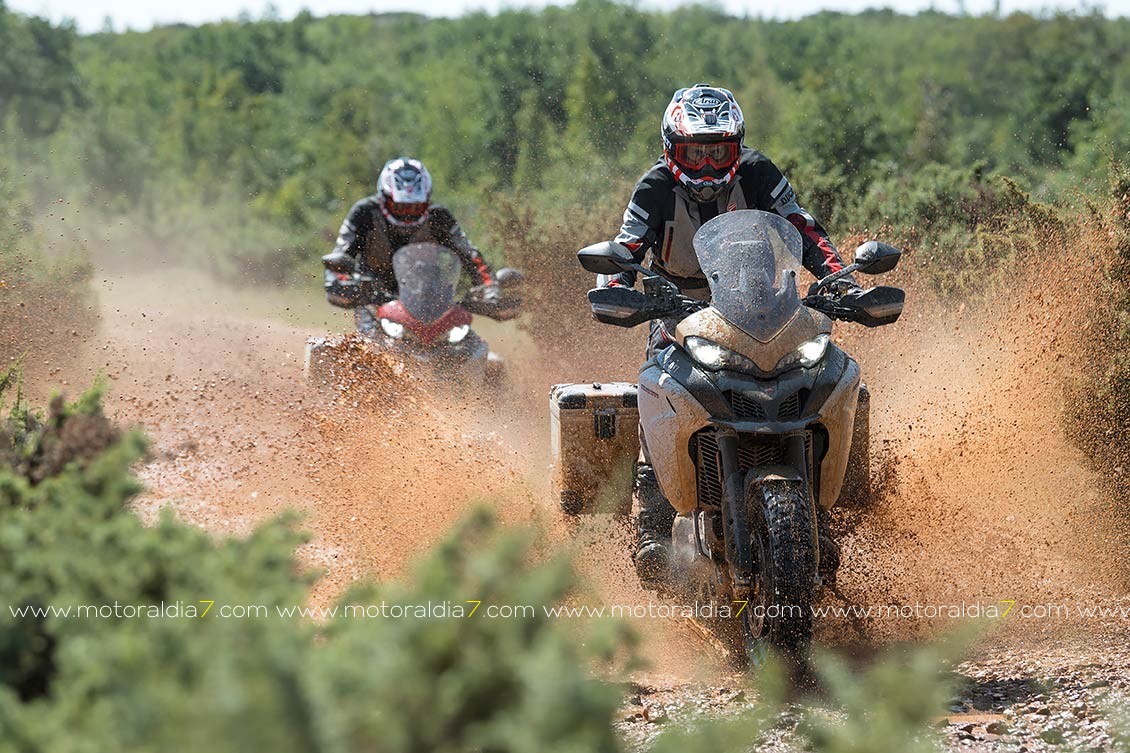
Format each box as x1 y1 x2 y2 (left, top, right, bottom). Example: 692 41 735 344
322 157 499 334
599 83 859 585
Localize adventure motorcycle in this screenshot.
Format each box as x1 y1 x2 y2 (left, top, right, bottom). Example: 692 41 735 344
305 242 522 388
577 209 904 663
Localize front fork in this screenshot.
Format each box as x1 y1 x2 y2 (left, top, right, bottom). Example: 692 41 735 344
717 429 814 601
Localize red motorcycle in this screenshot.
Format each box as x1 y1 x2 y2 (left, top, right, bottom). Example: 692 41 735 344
305 243 521 388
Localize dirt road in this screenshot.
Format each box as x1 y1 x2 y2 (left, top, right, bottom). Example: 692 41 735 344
27 264 1130 751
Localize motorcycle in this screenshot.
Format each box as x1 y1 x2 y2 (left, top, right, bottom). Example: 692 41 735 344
305 242 522 388
576 209 904 663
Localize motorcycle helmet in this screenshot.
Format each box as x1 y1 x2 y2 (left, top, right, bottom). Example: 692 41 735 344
661 84 745 203
376 157 433 227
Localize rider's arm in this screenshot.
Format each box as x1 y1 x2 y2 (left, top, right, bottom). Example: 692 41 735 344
328 199 374 264
321 201 373 308
606 165 668 288
431 207 495 286
751 159 847 279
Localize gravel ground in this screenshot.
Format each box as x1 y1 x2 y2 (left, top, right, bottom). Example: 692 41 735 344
615 633 1130 752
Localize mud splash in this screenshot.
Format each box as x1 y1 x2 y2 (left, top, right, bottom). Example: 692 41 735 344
15 221 1128 681
829 228 1129 646
299 335 548 603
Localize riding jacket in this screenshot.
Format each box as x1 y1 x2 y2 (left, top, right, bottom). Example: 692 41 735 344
603 148 846 294
330 196 494 294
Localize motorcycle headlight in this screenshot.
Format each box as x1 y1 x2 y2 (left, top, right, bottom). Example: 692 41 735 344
380 318 405 339
683 336 759 372
447 324 470 344
775 334 830 372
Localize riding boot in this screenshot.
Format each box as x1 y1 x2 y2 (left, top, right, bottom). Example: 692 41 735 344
634 464 677 585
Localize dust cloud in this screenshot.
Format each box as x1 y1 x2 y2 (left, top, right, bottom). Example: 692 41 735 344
10 221 1128 681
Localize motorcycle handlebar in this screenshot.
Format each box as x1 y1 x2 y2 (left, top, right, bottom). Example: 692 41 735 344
802 294 854 320
655 290 850 321
611 279 898 328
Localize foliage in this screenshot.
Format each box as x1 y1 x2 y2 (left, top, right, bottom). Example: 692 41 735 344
0 4 1127 282
0 0 82 137
1115 707 1130 753
0 374 118 486
0 382 629 752
846 166 1065 296
647 637 968 753
0 151 94 360
796 640 965 753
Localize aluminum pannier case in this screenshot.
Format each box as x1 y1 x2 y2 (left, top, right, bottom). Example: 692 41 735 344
549 382 640 516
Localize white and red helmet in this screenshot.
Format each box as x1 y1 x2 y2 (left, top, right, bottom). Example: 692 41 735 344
661 84 745 202
376 157 432 227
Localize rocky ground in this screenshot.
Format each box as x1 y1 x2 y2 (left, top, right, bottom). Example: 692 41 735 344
942 641 1130 752
614 634 1130 752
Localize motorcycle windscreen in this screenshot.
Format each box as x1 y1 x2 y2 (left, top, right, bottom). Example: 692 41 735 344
392 243 462 324
692 209 805 342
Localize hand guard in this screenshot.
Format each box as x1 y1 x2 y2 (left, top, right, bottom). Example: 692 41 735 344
463 283 521 321
324 271 362 308
324 270 390 309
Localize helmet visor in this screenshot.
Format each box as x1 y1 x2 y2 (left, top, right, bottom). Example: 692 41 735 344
674 142 739 170
387 201 429 224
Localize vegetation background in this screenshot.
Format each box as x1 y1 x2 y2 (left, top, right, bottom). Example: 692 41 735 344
1 0 1129 749
3 0 1129 276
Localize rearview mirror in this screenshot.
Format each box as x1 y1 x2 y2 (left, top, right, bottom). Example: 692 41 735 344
321 251 355 275
577 241 636 275
587 287 662 328
853 241 902 275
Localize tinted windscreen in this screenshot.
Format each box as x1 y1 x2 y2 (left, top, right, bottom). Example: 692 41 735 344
392 243 461 323
692 210 805 341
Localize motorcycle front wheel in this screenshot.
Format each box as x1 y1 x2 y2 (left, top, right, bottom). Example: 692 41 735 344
743 475 817 668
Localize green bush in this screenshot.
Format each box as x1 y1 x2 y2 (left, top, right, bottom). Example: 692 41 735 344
3 383 1128 753
647 637 968 753
847 166 1064 297
0 152 94 358
7 5 1130 280
0 381 629 753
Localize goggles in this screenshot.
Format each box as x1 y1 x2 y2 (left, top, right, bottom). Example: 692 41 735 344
673 141 739 170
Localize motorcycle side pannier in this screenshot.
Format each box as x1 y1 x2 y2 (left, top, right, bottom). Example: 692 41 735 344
549 382 640 517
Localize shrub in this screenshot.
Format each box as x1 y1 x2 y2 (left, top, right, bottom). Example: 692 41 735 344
0 381 628 753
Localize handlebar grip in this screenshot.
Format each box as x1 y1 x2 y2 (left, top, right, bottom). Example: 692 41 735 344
803 295 830 311
803 295 853 321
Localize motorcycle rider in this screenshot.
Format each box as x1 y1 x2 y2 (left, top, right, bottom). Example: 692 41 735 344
322 157 499 334
598 84 857 586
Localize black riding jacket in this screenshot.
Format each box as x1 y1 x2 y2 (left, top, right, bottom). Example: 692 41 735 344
606 148 846 292
331 196 494 294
